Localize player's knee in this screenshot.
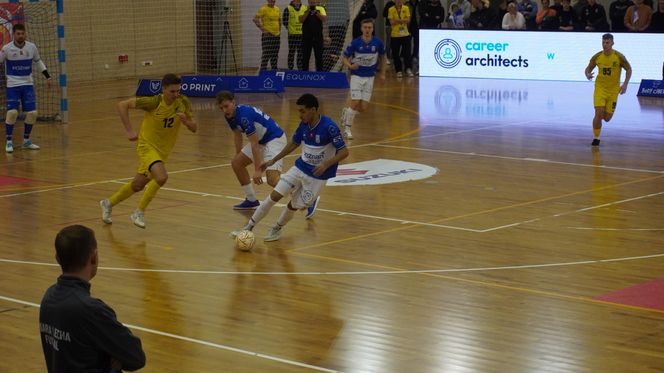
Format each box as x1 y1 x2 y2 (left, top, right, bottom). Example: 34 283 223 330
5 109 18 124
269 190 283 202
266 172 280 187
231 155 250 170
604 113 614 122
154 173 168 186
131 180 146 192
25 111 38 124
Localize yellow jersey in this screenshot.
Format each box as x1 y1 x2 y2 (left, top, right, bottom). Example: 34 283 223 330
388 5 411 38
590 50 630 92
135 94 192 157
256 5 281 36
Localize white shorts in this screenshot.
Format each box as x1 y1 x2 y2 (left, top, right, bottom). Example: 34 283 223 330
350 75 375 102
241 133 287 171
274 167 326 209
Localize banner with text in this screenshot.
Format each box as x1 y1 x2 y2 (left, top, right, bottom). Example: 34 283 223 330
135 73 284 97
637 80 664 98
273 70 349 88
420 30 664 82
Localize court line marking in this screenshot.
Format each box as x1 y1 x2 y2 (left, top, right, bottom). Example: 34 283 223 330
0 295 340 373
3 252 664 276
374 144 664 174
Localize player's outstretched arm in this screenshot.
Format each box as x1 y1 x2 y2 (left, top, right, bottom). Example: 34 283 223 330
117 98 138 141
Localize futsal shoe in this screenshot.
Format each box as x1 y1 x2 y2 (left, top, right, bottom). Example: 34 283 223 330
233 198 260 210
99 199 113 224
591 139 600 146
344 125 353 140
130 209 146 229
264 225 283 242
22 140 40 150
5 141 13 153
230 224 253 239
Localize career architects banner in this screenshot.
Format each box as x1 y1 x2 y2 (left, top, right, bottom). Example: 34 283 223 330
419 30 664 83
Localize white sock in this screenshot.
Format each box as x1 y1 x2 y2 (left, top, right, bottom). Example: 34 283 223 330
241 183 257 202
249 195 277 227
345 108 357 127
276 207 296 227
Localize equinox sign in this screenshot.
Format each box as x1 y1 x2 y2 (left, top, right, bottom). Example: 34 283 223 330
434 39 462 69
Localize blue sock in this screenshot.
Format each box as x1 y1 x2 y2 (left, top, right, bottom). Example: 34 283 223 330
24 123 33 140
5 123 14 142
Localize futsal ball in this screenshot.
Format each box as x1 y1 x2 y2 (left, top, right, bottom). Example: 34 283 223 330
235 230 255 251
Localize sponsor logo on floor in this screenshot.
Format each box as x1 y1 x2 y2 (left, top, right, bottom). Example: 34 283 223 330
327 159 438 186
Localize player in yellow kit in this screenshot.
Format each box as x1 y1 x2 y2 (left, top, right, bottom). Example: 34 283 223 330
99 73 197 228
584 33 632 146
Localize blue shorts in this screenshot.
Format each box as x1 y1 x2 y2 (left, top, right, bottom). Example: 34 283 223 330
6 85 36 112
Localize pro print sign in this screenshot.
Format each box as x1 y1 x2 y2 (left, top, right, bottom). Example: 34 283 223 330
420 30 664 82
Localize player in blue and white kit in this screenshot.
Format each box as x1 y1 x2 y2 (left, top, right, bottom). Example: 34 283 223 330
231 93 349 242
0 24 52 153
339 19 386 140
216 91 288 210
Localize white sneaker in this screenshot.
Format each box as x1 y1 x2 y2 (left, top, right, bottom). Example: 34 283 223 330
340 107 349 127
344 125 353 140
130 209 146 229
22 140 40 150
386 59 391 65
5 141 13 153
406 69 414 77
100 199 112 224
264 225 282 242
396 72 403 78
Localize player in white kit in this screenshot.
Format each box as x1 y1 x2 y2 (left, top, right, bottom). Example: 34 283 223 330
0 24 52 153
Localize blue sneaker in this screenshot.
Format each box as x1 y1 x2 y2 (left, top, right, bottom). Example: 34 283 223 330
233 198 260 210
305 196 320 219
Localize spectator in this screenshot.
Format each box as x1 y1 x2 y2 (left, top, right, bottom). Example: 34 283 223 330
388 0 414 77
283 0 306 70
517 0 538 29
458 0 473 22
406 0 420 62
497 0 510 22
468 0 497 29
624 0 653 31
300 0 328 71
609 0 633 31
649 0 664 31
449 2 466 27
558 0 578 30
503 2 527 29
420 0 446 29
536 0 559 29
352 0 378 38
581 0 610 31
254 0 281 71
383 0 396 65
40 225 146 373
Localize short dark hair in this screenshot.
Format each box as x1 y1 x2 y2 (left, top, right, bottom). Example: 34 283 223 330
602 33 614 41
215 90 234 104
13 24 25 33
161 73 181 87
55 225 97 272
296 93 319 109
361 18 375 26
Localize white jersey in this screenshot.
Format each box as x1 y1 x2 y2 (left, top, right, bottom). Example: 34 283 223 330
0 41 47 88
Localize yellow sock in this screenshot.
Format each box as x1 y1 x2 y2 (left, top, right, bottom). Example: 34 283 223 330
108 182 135 206
138 179 161 210
593 128 601 138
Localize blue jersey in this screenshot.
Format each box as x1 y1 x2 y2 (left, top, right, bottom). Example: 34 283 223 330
343 36 385 77
293 115 346 180
225 105 284 144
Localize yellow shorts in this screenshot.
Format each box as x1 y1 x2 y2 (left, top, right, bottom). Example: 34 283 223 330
593 87 619 114
136 143 167 177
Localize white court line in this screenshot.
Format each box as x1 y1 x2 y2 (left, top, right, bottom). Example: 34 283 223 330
374 144 664 174
481 191 664 232
3 252 664 276
0 294 341 373
568 227 664 231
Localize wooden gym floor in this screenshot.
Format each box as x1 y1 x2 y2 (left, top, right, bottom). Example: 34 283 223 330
1 76 664 372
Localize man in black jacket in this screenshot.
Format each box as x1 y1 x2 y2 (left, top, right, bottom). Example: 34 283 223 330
40 225 145 373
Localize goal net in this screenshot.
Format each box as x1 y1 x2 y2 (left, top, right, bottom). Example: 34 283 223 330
0 0 61 122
